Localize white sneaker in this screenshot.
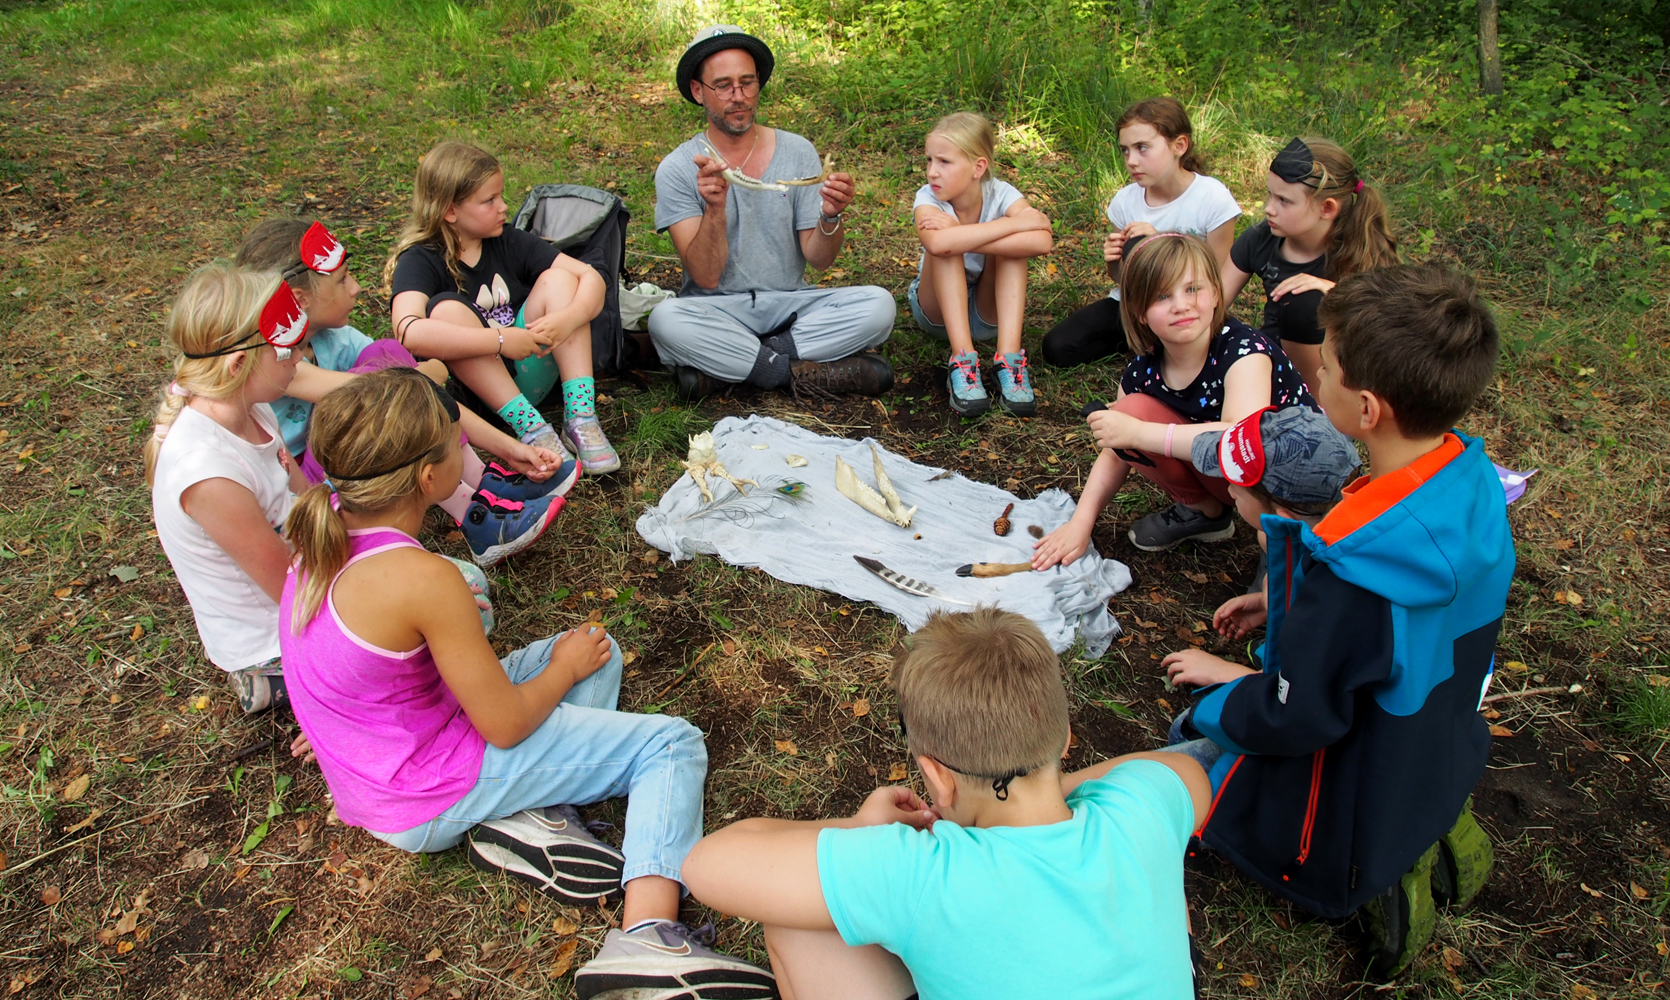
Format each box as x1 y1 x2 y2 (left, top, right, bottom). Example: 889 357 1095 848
466 806 624 905
573 920 777 999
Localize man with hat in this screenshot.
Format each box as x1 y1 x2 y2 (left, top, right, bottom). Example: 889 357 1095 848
648 25 897 401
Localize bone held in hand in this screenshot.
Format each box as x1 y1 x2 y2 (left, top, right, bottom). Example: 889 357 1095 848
954 562 1035 578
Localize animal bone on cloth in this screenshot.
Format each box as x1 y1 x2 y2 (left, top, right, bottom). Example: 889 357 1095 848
636 415 1133 655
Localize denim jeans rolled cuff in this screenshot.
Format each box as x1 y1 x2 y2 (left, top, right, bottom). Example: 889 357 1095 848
367 632 708 886
1158 708 1226 774
907 276 999 343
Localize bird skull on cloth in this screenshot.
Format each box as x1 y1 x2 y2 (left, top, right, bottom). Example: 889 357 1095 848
834 444 916 528
681 431 757 503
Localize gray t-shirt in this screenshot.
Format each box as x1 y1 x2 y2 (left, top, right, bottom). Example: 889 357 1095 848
654 129 825 296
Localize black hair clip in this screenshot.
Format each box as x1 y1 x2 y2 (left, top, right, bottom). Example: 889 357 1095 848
1270 137 1319 188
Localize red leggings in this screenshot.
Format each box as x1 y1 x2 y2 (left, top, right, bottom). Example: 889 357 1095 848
1113 394 1233 508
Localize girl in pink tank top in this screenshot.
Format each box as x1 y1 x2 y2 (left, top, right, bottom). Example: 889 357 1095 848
275 370 766 994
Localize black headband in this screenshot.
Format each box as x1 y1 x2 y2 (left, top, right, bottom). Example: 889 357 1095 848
324 374 461 482
1271 137 1319 188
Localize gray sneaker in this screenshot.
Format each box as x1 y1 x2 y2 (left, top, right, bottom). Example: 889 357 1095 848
1128 503 1235 552
573 920 778 1000
466 806 624 905
519 422 574 465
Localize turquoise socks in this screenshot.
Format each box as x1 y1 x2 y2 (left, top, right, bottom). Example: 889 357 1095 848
562 376 597 421
495 394 547 437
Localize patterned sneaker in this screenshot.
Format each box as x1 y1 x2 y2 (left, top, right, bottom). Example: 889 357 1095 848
574 920 778 1000
467 806 626 906
519 422 574 465
1431 797 1493 910
1128 503 1235 552
1360 843 1438 980
946 350 990 417
994 350 1037 416
227 662 287 715
480 458 580 503
563 416 622 475
460 490 563 568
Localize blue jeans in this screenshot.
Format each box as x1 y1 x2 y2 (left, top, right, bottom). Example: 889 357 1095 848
371 634 709 886
908 275 998 342
1158 709 1227 775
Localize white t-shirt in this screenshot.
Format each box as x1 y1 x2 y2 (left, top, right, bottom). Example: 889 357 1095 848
151 404 294 672
1104 173 1242 299
913 178 1026 283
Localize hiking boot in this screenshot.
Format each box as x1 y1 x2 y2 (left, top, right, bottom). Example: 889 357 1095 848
1128 503 1236 552
467 805 626 906
519 422 574 465
994 350 1037 417
479 458 580 504
563 416 622 475
946 350 990 417
574 920 778 1000
789 351 895 401
1431 797 1493 910
674 365 733 402
1360 844 1438 980
461 490 563 568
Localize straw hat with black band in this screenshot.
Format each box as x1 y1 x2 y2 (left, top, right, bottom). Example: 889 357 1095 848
675 25 774 106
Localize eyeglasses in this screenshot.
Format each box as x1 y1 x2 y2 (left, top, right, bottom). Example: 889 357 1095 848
696 76 760 99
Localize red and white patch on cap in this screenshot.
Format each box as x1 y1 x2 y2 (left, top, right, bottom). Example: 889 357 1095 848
299 221 345 274
260 282 309 348
1218 406 1276 487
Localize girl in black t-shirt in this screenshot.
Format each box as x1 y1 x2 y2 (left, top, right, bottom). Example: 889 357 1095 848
1033 234 1314 562
383 141 619 474
1223 136 1397 391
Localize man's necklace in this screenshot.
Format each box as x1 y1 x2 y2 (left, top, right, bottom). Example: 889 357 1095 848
712 127 761 176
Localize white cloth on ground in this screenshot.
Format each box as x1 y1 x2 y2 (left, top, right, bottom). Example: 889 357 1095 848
635 415 1132 655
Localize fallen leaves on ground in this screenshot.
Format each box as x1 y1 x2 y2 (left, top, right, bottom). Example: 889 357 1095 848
852 698 870 718
63 809 102 834
1489 724 1515 737
774 739 799 756
424 947 443 962
61 774 90 802
549 940 579 978
38 885 60 906
887 762 908 781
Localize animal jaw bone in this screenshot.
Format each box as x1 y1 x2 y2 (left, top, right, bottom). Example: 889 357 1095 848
779 153 834 186
834 445 917 528
700 140 789 192
681 431 757 503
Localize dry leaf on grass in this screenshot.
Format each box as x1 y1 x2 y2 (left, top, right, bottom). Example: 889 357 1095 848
424 947 443 962
549 939 579 978
1571 984 1597 999
403 976 433 999
774 739 799 756
114 910 139 934
1632 881 1649 899
1503 660 1529 673
722 639 736 656
1579 883 1603 898
38 885 59 906
887 763 908 782
852 698 870 718
552 916 578 936
1647 674 1670 688
1238 974 1258 988
1488 724 1514 737
61 773 90 802
63 808 102 834
1442 946 1465 971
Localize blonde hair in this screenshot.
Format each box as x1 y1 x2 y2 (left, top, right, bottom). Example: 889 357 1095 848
1285 137 1398 280
381 141 504 294
927 111 997 183
1117 233 1228 356
891 608 1068 782
285 369 456 632
144 264 284 485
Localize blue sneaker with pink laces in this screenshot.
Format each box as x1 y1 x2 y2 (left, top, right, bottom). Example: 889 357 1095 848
461 490 563 568
946 350 990 417
995 349 1037 416
479 458 580 503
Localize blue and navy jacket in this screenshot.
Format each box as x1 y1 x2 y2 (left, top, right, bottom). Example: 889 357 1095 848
1184 432 1515 918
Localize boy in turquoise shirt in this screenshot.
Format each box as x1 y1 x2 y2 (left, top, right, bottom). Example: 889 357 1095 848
683 609 1211 1000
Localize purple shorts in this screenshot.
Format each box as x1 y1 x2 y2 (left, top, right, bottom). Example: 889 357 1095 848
298 341 469 484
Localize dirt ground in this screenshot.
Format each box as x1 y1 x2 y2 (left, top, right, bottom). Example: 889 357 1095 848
0 36 1668 1000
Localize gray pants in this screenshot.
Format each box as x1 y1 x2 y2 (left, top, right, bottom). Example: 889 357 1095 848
647 286 896 384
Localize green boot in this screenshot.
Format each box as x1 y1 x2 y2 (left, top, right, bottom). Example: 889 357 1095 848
1431 797 1493 910
1361 844 1438 980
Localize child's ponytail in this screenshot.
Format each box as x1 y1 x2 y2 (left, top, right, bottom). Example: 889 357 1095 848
382 141 504 295
1295 138 1398 279
285 368 457 632
144 265 283 485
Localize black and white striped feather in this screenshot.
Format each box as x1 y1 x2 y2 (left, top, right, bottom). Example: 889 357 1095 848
853 556 973 607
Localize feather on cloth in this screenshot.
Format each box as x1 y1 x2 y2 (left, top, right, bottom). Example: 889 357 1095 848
636 415 1133 655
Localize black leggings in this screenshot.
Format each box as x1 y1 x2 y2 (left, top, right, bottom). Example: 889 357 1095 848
1040 297 1131 367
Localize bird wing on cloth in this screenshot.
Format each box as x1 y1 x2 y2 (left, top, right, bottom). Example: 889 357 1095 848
636 415 1133 655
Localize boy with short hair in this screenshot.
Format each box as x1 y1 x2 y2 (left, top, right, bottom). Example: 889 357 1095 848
1160 264 1513 977
682 608 1211 1000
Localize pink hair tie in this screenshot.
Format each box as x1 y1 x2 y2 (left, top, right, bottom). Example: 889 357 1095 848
168 382 191 398
1353 179 1364 194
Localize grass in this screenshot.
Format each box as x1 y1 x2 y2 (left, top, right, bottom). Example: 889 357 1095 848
0 0 1667 997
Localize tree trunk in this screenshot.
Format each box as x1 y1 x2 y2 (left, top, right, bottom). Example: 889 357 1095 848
1479 0 1504 95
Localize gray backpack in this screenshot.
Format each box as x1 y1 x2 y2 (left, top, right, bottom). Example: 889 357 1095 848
512 184 634 372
